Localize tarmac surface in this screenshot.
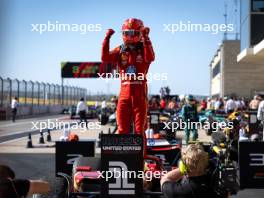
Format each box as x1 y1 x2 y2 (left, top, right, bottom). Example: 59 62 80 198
0 114 263 198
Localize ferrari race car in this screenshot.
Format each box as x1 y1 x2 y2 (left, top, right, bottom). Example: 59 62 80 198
68 105 99 119
55 155 166 198
54 132 241 198
54 128 182 198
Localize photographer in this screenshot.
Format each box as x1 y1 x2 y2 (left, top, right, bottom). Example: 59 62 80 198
161 144 216 198
0 165 50 198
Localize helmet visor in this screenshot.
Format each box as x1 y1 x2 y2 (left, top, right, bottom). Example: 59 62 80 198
122 30 141 37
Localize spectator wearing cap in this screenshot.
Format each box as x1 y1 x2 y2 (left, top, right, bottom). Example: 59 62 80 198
181 95 199 143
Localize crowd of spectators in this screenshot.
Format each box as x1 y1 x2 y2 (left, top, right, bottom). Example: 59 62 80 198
147 94 264 120
203 95 263 113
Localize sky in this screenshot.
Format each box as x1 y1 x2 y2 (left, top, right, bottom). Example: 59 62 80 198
0 0 239 96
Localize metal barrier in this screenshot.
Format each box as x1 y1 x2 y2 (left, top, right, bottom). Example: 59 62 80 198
0 76 87 112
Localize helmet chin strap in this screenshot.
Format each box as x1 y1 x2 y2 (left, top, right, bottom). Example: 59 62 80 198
123 36 142 47
124 42 138 49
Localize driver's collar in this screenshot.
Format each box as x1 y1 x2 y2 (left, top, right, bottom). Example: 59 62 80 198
122 42 142 50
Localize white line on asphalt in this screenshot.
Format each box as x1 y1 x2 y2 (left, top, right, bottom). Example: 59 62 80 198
0 116 66 128
0 136 28 145
0 129 37 138
0 121 29 127
0 122 77 138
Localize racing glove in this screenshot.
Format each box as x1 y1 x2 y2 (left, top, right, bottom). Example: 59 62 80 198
105 29 115 39
141 27 155 62
141 27 150 42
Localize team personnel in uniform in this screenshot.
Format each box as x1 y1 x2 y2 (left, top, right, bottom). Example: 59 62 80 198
76 98 88 126
181 95 199 144
11 97 18 122
101 18 155 147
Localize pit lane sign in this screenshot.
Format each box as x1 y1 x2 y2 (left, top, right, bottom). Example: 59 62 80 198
149 111 160 132
61 62 115 78
101 134 143 198
55 141 95 176
239 141 264 188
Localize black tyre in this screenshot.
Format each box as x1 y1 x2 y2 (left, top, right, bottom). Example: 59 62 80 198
100 114 108 125
54 177 68 198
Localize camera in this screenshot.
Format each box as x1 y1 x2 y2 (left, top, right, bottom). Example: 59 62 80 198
206 132 239 197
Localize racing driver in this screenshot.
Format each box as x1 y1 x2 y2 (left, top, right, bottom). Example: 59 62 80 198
101 18 155 152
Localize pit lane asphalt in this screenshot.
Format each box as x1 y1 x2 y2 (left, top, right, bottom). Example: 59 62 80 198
0 114 68 143
0 116 264 197
1 152 264 197
0 115 110 198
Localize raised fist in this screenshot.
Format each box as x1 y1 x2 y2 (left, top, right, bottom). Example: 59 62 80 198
106 29 115 38
141 27 150 38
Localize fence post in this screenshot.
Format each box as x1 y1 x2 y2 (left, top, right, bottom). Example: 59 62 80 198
29 81 34 114
43 82 46 105
0 77 3 107
7 78 12 105
37 81 40 106
52 84 55 105
16 79 20 101
23 80 27 105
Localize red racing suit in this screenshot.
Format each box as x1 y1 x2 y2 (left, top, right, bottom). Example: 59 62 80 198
101 35 155 135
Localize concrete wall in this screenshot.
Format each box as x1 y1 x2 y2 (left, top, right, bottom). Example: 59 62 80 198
211 74 221 96
222 40 264 98
0 104 67 120
210 50 221 96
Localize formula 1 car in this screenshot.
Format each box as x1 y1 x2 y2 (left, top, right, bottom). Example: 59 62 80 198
199 110 227 135
97 107 117 125
147 138 181 168
55 133 240 198
68 105 99 119
55 129 182 198
148 109 182 142
55 156 166 198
